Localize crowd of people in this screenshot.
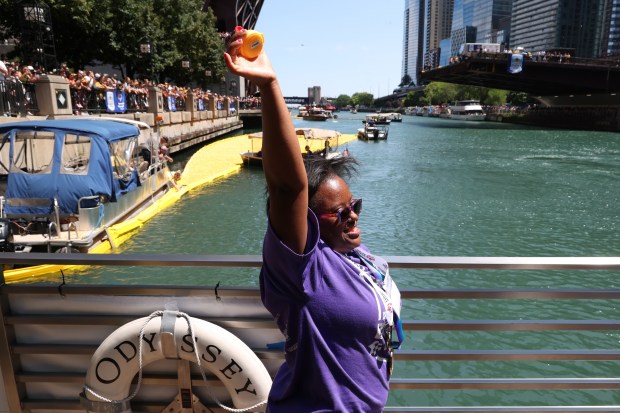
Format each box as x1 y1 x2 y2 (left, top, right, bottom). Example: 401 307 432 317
0 55 262 115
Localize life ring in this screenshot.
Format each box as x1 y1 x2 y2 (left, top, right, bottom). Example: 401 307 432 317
81 311 272 412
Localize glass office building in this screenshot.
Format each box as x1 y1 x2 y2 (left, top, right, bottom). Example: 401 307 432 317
510 0 607 57
402 0 426 85
607 0 620 56
449 0 511 58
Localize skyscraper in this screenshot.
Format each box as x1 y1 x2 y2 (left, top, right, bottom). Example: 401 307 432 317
450 0 512 57
423 0 454 70
402 0 426 86
510 0 607 57
606 0 620 56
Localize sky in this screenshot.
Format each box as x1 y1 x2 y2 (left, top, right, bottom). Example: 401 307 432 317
254 0 405 99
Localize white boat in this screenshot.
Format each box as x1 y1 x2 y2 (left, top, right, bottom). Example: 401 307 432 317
448 100 487 120
357 123 389 140
241 128 343 166
302 106 329 121
384 112 403 122
0 118 177 279
363 114 391 125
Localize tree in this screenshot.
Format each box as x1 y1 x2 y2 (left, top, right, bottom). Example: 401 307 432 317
334 94 352 109
399 74 412 87
403 90 425 107
507 91 534 106
0 0 226 84
423 82 457 105
485 88 509 106
351 92 374 107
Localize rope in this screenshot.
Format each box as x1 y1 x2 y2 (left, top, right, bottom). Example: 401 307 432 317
83 310 268 412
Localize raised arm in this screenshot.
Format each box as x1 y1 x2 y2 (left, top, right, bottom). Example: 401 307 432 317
224 30 308 253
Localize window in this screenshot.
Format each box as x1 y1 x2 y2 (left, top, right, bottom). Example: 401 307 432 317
11 131 55 174
61 134 91 175
109 137 138 181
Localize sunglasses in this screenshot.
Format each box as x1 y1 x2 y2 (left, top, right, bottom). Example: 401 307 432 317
319 198 362 224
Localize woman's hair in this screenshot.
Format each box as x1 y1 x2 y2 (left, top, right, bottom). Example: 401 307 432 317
264 155 359 215
305 156 358 210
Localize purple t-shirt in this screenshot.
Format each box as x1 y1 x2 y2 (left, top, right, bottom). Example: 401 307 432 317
260 209 391 412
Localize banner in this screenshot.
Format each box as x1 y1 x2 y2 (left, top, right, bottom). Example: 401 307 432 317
105 90 127 113
508 53 523 74
167 96 177 112
197 98 205 111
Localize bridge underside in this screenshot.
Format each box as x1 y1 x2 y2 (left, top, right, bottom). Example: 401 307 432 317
203 0 264 32
419 58 620 97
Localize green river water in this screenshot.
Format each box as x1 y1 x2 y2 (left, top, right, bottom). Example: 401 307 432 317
69 113 620 408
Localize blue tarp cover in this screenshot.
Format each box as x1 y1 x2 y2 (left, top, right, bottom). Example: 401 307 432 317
0 119 141 215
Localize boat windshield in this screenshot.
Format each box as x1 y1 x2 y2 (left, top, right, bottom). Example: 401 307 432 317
109 137 138 181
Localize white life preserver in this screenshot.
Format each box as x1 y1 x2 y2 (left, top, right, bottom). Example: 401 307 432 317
81 311 272 413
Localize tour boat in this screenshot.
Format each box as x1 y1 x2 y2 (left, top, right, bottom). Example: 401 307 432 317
448 99 487 120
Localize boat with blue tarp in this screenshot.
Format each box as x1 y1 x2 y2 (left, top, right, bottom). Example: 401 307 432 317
0 118 175 277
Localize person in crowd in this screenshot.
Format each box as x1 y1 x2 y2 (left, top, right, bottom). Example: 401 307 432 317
158 145 173 163
0 57 8 78
224 29 404 413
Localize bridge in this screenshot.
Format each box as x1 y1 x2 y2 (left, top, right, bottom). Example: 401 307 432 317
419 54 620 97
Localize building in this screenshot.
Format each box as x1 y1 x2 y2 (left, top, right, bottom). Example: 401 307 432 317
606 0 620 56
308 86 321 104
423 0 454 70
402 0 426 86
509 0 607 58
450 0 511 58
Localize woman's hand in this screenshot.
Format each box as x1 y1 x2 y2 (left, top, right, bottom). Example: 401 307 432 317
223 28 276 89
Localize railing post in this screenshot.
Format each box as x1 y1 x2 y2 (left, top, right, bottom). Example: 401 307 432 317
224 96 230 117
0 282 24 413
34 75 73 117
147 86 164 116
208 95 216 119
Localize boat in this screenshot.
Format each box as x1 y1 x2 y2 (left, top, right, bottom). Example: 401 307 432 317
240 128 347 166
384 112 403 122
302 106 329 121
357 123 389 140
448 99 487 120
0 253 615 413
363 114 391 125
0 118 177 276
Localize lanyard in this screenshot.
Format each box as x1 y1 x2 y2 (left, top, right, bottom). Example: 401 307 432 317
351 248 405 349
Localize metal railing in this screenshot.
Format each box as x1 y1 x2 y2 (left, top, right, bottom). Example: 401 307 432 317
0 80 38 116
0 253 619 413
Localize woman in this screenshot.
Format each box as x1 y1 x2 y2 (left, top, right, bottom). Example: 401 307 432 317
224 29 403 413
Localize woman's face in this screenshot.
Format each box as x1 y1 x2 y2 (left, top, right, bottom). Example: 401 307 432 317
314 175 361 253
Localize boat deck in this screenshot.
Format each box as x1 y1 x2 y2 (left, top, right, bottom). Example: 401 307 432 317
1 254 619 413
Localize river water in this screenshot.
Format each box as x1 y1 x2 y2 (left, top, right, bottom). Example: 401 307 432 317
75 113 620 407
